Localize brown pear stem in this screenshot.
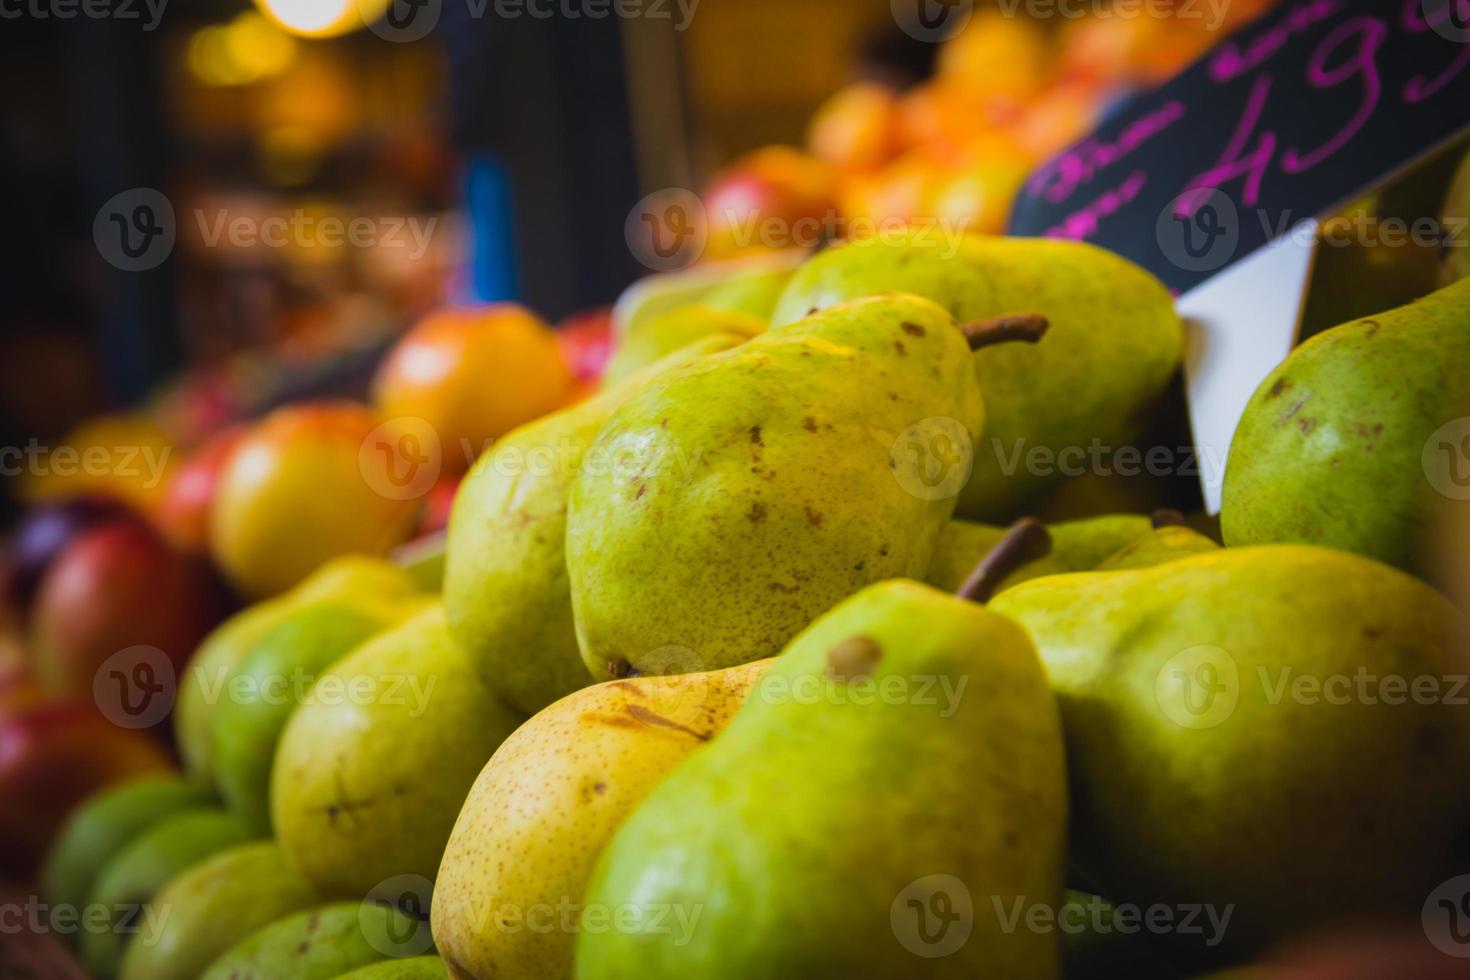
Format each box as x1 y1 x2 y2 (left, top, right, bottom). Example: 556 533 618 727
1151 509 1186 529
957 518 1053 604
962 314 1050 351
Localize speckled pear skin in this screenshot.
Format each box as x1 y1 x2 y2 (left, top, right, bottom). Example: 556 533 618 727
991 546 1470 963
574 581 1066 980
1222 278 1470 578
432 659 768 980
199 903 411 980
445 333 749 714
772 233 1183 521
924 515 1153 593
1093 524 1219 571
602 305 764 387
567 293 984 679
271 604 524 900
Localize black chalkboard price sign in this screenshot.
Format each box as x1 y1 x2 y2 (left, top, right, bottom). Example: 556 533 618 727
1008 0 1470 294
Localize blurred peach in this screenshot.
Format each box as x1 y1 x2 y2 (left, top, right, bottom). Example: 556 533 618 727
926 141 1035 235
704 147 839 260
209 402 420 598
556 307 616 384
898 81 1026 151
18 414 177 514
937 10 1051 100
840 146 952 227
374 304 573 473
29 518 229 700
1014 83 1106 160
807 83 904 173
154 427 246 554
0 701 172 878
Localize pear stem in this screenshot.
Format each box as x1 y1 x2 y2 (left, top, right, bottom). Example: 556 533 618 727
962 314 1050 351
1151 509 1186 529
957 518 1053 604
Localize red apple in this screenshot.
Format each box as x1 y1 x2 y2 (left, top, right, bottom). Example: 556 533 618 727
154 426 245 554
0 701 171 878
1 496 136 626
704 147 839 260
28 521 229 701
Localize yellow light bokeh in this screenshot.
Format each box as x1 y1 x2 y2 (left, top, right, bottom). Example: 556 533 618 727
252 0 390 39
188 13 298 86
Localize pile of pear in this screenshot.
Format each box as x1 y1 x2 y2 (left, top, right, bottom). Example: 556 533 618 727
38 229 1470 980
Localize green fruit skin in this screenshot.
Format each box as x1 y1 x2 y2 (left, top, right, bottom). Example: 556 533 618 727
81 807 254 978
773 232 1183 522
602 305 764 387
271 604 524 898
177 557 424 787
924 515 1153 594
42 775 214 929
704 264 794 320
1058 891 1179 980
1441 148 1470 287
575 580 1066 979
1222 278 1470 578
117 841 318 980
567 293 984 678
991 546 1470 963
200 902 419 980
1093 525 1220 571
332 957 448 979
445 333 747 714
212 601 413 835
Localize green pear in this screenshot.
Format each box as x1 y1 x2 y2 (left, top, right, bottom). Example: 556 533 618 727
574 579 1067 979
1094 523 1220 571
81 806 254 978
199 902 419 980
117 841 317 980
990 546 1470 963
773 232 1183 521
272 604 524 899
1222 277 1470 578
602 305 764 387
703 264 794 319
433 659 769 980
177 556 425 785
332 958 448 979
212 596 426 834
568 293 1003 679
924 515 1152 594
42 775 213 928
445 333 746 714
